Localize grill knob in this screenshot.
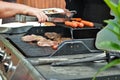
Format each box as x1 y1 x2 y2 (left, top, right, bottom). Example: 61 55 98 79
0 49 7 62
0 52 4 62
4 61 16 72
0 52 11 63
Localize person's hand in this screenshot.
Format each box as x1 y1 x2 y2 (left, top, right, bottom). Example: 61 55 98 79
0 1 48 22
26 7 48 22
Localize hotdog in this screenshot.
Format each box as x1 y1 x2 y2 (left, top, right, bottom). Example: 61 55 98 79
65 19 94 28
71 18 82 22
72 21 84 28
65 21 78 28
81 20 94 27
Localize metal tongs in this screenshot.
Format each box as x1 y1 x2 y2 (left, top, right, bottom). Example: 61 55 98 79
15 10 77 23
51 52 107 66
28 52 105 66
51 51 120 66
29 51 120 66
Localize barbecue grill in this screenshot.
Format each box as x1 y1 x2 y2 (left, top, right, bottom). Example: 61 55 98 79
8 24 102 57
0 22 120 80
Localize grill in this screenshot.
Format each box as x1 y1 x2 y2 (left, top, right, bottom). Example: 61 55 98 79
1 23 120 80
8 24 101 57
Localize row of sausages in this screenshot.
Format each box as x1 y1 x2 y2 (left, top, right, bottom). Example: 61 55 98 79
65 18 94 28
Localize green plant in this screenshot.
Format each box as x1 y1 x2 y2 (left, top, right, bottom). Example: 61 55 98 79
93 0 120 79
96 0 120 50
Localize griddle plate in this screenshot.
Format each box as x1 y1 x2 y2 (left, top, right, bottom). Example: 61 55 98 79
8 35 55 57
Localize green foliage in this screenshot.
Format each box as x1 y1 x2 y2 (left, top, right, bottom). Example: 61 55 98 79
98 41 120 50
93 0 120 80
104 0 120 19
98 0 120 50
104 0 120 39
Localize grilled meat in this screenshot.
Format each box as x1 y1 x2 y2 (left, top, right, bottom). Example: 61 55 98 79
21 32 71 48
37 40 58 47
21 34 46 42
45 32 61 40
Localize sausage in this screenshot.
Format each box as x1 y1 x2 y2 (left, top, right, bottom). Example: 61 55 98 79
71 18 82 22
81 20 94 27
65 21 72 26
77 22 84 28
65 21 85 28
65 19 94 28
65 21 78 28
71 21 78 28
52 45 58 50
72 21 84 28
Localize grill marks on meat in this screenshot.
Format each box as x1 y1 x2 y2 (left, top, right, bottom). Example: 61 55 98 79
37 40 58 47
55 37 72 44
45 32 61 40
22 34 58 47
21 32 71 49
21 34 46 42
45 32 71 44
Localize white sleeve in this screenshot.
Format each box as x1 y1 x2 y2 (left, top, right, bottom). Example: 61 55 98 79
0 19 2 25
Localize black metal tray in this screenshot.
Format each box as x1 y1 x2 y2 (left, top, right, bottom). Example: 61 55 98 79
56 22 102 39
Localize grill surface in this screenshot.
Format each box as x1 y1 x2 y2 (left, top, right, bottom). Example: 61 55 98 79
8 36 55 57
8 25 102 57
7 25 102 57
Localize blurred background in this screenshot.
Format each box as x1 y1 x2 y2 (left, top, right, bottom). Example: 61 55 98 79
2 0 113 25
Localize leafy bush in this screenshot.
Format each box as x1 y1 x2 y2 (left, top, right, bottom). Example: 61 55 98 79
93 0 120 79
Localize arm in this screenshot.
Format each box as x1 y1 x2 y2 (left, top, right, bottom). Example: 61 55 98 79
0 1 48 22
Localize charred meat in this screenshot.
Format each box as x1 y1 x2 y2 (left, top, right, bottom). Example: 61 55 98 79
21 32 71 49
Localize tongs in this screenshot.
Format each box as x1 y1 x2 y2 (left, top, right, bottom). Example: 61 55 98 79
15 10 77 23
51 51 120 66
29 52 105 66
51 52 107 66
29 51 120 66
